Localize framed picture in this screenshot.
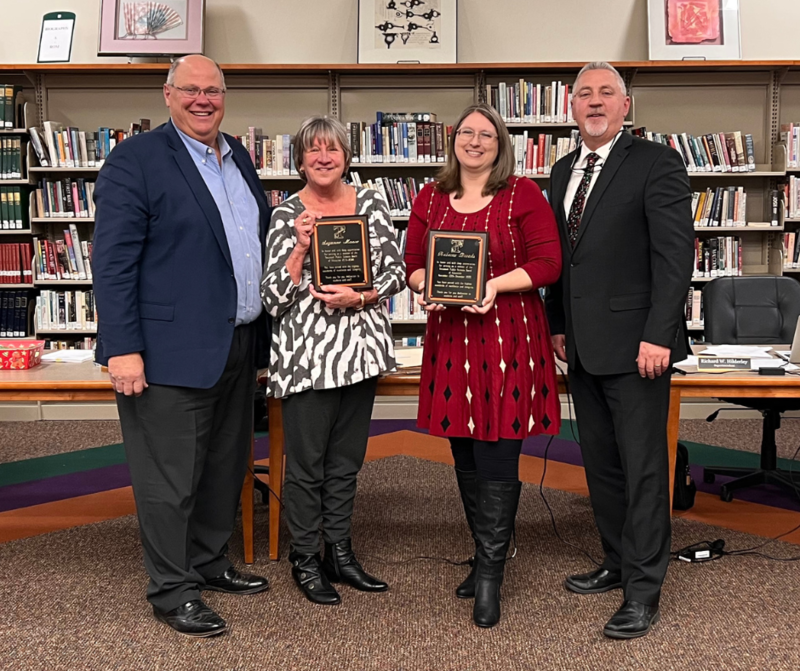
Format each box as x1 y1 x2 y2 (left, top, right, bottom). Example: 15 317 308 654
647 0 741 60
98 0 205 57
358 0 457 64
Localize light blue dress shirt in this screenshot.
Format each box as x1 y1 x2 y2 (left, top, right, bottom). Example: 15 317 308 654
174 122 263 326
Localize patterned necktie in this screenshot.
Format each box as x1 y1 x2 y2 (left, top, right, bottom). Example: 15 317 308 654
567 152 600 247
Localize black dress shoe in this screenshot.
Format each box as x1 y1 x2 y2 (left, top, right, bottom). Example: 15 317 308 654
205 567 269 595
153 599 227 637
290 551 341 605
322 539 389 592
565 568 622 594
603 600 660 639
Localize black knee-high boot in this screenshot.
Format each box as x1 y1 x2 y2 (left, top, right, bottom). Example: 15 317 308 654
455 469 479 598
472 479 521 628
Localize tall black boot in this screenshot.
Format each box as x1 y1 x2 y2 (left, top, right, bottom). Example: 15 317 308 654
472 479 521 628
455 469 479 599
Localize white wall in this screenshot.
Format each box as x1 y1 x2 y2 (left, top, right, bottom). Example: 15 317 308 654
2 0 800 64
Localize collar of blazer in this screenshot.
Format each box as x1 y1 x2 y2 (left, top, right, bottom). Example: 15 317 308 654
554 130 633 253
163 121 269 269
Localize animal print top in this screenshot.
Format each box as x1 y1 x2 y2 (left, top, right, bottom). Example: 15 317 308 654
261 188 405 398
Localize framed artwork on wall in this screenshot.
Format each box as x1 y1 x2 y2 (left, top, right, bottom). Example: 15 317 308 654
358 0 457 64
98 0 205 57
647 0 741 60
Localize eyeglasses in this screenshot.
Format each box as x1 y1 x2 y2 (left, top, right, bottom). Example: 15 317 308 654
456 128 498 143
169 85 226 100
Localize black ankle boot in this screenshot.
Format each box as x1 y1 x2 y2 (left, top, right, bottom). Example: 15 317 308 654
472 480 521 628
455 469 479 599
289 551 341 605
322 538 388 592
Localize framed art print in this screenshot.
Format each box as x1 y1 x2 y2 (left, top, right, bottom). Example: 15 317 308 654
647 0 741 60
358 0 457 64
98 0 205 57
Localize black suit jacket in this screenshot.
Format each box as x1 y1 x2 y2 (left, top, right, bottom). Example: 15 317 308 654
544 131 694 376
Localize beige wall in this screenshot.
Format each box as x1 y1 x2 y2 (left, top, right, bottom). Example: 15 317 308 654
2 0 800 64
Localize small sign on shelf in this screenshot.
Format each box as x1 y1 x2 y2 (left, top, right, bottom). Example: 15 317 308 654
37 12 76 64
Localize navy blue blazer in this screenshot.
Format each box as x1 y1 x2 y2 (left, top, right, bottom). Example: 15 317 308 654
93 121 272 389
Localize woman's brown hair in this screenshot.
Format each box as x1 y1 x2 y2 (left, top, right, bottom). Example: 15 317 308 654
436 103 515 198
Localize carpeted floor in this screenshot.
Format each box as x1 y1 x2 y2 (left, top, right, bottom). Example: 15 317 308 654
1 454 800 671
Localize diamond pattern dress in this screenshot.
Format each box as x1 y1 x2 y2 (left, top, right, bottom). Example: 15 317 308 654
404 177 562 441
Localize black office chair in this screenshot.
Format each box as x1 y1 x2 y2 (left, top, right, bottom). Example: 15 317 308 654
702 276 800 502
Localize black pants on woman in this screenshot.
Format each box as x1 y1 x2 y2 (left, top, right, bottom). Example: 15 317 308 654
449 437 522 481
281 377 378 555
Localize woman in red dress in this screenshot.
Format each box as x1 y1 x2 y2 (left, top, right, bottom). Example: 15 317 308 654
404 103 562 628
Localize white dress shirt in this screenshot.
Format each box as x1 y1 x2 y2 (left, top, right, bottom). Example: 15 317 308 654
562 130 623 220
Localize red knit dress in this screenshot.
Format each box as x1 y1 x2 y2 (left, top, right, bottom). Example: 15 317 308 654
404 176 562 441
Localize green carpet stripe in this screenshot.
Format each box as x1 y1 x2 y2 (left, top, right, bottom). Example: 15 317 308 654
0 443 127 488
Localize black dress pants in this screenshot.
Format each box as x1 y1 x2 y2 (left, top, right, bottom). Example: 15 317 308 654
568 356 671 606
281 377 378 555
116 323 255 611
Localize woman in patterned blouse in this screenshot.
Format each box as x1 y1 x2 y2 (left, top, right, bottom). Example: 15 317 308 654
261 116 405 606
404 104 562 628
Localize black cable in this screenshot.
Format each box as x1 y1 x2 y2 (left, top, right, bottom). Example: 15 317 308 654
248 466 285 511
538 364 602 566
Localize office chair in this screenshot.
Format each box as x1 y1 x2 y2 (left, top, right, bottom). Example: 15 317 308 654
702 276 800 502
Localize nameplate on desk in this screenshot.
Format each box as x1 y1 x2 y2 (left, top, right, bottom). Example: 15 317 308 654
697 356 751 372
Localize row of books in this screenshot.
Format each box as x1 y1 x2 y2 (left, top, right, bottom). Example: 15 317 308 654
395 337 425 347
0 186 28 229
0 242 33 284
0 136 23 179
0 85 23 128
510 131 580 176
349 173 433 216
632 128 756 173
46 337 96 350
691 187 749 227
780 123 800 169
685 287 704 327
265 190 290 207
783 232 800 269
387 287 427 322
782 176 800 219
488 81 573 124
693 236 742 278
238 131 297 176
34 289 97 332
32 178 96 219
0 289 33 337
348 114 450 164
33 229 93 281
29 120 150 169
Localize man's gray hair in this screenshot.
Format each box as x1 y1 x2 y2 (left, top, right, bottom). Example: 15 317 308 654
166 55 226 89
573 62 627 97
293 116 353 182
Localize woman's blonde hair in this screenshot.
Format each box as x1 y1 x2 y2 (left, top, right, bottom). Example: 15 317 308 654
436 103 514 198
293 115 353 182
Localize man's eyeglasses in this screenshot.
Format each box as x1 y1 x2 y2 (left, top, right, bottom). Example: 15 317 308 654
456 128 498 143
169 85 226 100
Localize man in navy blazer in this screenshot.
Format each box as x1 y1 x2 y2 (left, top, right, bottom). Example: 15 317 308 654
93 55 271 637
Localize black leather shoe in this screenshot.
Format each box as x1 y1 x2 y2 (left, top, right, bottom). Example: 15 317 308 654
205 567 269 595
290 551 341 605
603 600 660 639
565 568 622 595
152 599 227 637
322 539 388 592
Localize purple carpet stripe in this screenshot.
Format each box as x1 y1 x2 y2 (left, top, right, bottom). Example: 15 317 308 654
690 464 800 513
369 419 426 437
0 463 132 513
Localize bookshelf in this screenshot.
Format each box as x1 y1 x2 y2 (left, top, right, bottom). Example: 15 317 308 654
6 61 800 346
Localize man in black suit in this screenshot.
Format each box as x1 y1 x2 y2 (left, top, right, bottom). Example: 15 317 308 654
545 62 694 639
93 55 272 637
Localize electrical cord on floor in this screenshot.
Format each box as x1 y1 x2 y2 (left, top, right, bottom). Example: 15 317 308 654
539 364 602 567
671 444 800 563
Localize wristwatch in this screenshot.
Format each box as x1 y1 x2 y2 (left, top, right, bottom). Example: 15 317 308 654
356 292 367 311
